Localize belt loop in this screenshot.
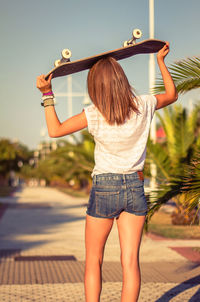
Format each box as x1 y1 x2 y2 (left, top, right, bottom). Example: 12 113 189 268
93 175 97 185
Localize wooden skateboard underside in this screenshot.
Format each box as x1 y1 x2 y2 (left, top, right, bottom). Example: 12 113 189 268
45 39 165 80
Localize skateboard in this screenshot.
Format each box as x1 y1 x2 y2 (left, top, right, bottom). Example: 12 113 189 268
45 29 165 80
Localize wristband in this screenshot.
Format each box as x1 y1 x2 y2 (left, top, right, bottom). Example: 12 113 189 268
42 95 54 101
43 104 55 108
41 98 55 107
43 91 54 96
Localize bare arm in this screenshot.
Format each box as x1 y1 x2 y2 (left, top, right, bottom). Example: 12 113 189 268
155 42 178 110
36 74 88 138
44 107 87 137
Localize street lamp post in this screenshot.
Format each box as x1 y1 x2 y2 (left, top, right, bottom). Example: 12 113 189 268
149 0 156 141
149 0 157 189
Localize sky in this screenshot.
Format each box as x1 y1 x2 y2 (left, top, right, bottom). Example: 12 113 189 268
1 0 200 150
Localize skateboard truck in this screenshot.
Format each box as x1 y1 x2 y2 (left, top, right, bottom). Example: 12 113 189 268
123 29 142 47
54 48 72 67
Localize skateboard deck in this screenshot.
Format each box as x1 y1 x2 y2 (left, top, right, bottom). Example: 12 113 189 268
45 37 165 80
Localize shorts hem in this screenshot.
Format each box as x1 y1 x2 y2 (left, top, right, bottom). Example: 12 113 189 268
86 210 147 218
124 210 148 216
86 211 117 219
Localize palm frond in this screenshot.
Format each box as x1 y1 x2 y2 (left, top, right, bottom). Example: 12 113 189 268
156 106 192 165
156 108 176 160
147 138 170 179
154 56 200 94
146 179 184 222
173 106 195 159
187 104 200 134
147 154 200 222
156 108 175 145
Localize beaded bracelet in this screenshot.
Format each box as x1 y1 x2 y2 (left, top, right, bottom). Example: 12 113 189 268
43 91 54 96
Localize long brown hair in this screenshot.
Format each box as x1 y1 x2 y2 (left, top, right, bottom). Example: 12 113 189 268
87 56 139 125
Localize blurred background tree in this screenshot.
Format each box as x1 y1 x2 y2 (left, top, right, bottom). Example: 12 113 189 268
20 130 95 193
0 138 33 185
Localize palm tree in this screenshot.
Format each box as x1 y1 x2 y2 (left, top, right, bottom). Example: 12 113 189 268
34 130 95 191
146 104 200 225
146 55 200 224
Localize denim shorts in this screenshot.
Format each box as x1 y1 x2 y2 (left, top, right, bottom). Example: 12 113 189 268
86 172 148 219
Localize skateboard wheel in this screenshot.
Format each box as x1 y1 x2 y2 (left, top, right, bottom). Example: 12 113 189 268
132 29 142 39
123 41 129 47
61 48 72 59
54 59 61 67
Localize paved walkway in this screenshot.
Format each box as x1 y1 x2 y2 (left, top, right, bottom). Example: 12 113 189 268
0 186 200 301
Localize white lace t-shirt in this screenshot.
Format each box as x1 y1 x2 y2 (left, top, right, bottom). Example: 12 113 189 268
84 95 157 177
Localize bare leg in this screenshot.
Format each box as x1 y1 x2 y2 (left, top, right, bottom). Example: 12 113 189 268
84 214 114 302
116 212 146 302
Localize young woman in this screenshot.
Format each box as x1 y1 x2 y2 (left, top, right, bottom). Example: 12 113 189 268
37 42 177 302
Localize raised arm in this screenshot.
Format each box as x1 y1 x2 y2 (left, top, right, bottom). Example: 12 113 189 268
155 42 178 110
36 74 88 138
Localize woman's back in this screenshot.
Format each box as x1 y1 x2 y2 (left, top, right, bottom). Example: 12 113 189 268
84 94 157 176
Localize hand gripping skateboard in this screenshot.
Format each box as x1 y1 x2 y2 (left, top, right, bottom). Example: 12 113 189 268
45 29 165 80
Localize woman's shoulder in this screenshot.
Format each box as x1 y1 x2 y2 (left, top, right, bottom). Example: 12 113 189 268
136 94 157 108
84 103 101 127
84 104 99 118
84 103 96 112
84 103 105 120
137 94 157 102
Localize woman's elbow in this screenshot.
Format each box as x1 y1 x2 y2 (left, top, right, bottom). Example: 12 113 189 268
48 130 57 138
172 92 178 103
49 134 55 138
48 130 65 138
169 91 178 104
174 91 178 101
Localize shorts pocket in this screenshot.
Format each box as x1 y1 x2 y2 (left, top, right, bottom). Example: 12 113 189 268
130 187 148 213
95 191 120 217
